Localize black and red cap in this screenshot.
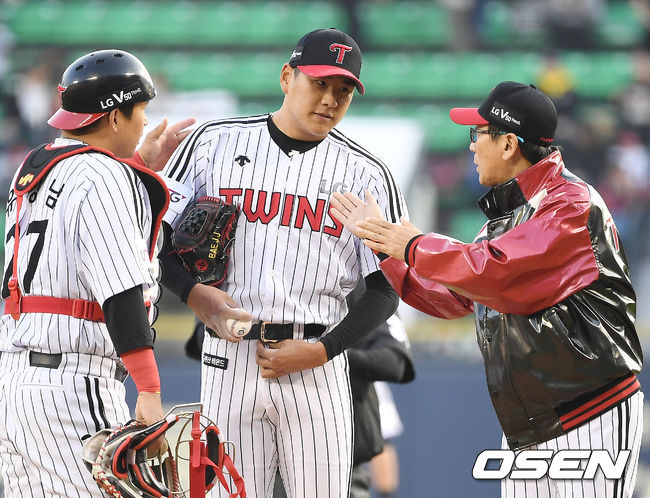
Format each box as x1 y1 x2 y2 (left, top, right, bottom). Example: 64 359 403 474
449 81 557 146
289 28 364 95
48 49 156 130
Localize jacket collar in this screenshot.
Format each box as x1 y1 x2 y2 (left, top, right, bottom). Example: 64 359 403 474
477 151 564 219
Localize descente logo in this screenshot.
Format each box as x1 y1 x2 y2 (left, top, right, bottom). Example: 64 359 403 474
490 106 521 126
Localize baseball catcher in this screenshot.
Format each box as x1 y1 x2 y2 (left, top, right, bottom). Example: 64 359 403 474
172 196 240 286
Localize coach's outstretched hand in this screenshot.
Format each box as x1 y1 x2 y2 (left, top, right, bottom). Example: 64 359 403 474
357 217 423 262
138 117 196 171
330 189 383 238
187 284 253 342
256 340 328 378
331 189 423 261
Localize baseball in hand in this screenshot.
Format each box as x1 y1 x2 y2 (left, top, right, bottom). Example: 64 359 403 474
226 318 252 337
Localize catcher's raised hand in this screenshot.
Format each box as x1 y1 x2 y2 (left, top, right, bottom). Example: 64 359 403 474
187 284 253 342
138 117 196 171
330 189 383 238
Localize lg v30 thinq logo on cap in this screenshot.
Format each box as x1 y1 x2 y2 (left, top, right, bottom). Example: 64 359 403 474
99 87 143 110
490 105 522 126
329 44 352 64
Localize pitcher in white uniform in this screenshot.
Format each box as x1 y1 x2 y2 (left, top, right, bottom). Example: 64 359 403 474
159 29 408 498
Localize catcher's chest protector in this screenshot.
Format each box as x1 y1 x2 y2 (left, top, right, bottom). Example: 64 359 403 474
13 143 169 253
5 143 169 320
14 143 91 195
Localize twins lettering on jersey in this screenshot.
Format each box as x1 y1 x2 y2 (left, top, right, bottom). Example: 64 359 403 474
220 187 343 236
164 172 347 236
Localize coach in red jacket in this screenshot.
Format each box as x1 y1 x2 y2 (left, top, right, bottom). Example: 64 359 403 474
331 81 643 498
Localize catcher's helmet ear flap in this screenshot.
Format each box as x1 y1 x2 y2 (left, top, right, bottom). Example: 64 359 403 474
48 49 156 130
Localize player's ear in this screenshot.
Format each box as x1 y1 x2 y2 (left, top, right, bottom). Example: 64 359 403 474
108 108 121 132
502 133 519 161
279 63 293 95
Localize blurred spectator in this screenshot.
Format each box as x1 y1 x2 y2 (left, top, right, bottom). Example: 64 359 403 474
543 0 603 50
558 120 608 185
598 130 650 273
614 50 650 143
610 130 650 188
438 0 478 50
368 378 406 498
0 90 27 203
14 58 59 146
0 23 14 82
346 309 414 498
631 0 650 50
535 50 578 116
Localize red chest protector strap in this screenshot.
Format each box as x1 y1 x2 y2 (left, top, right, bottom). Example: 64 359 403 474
6 144 102 321
5 143 169 322
5 144 104 321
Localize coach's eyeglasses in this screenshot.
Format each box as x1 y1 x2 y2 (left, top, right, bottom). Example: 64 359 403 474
469 127 525 144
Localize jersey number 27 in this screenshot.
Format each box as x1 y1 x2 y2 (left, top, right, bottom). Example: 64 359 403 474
2 220 49 298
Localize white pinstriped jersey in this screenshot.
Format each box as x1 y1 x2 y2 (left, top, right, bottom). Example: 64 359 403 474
0 137 160 357
162 115 408 325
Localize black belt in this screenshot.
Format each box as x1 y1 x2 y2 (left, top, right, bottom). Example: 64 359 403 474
242 323 326 342
28 351 128 382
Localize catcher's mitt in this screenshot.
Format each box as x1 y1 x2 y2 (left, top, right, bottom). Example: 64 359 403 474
81 416 181 498
82 405 246 498
172 196 239 286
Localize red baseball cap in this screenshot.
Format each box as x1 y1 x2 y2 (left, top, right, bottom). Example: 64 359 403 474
448 107 489 126
288 28 365 95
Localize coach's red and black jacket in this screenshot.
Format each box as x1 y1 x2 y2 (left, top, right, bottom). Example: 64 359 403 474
380 150 643 450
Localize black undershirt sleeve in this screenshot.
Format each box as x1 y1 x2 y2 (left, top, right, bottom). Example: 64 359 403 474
103 285 153 356
159 221 197 303
319 270 399 360
347 325 415 383
347 347 406 382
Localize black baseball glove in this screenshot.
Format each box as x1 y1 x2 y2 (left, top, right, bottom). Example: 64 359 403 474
172 196 240 286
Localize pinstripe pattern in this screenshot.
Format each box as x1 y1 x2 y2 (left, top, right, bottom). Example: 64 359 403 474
0 138 158 356
0 351 130 498
163 115 405 497
201 334 353 498
501 391 643 498
162 115 407 326
0 137 162 497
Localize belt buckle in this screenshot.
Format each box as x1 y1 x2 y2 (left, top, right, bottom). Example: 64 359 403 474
260 322 279 343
